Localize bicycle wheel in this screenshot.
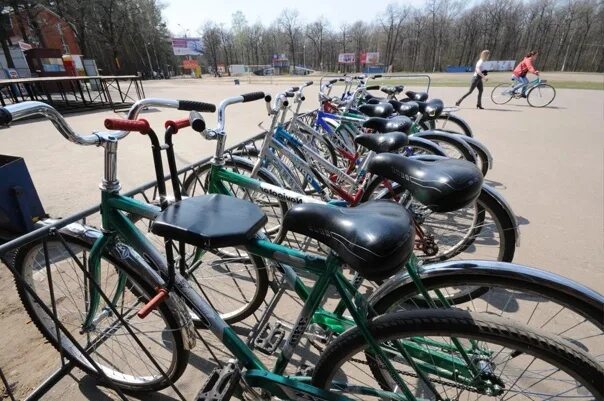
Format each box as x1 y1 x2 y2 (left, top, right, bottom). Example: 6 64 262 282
435 114 472 137
412 133 477 163
527 84 556 107
312 309 604 399
419 114 473 137
183 156 288 241
490 83 514 105
13 232 191 391
362 182 516 263
371 267 604 365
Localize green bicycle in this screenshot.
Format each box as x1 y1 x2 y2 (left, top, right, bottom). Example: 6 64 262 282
491 77 556 107
5 99 603 399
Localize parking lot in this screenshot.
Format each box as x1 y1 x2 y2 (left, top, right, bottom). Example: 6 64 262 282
1 76 602 399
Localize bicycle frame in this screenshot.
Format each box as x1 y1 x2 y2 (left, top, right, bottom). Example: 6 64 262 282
83 187 487 400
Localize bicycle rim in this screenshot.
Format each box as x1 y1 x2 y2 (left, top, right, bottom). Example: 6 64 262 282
14 238 187 390
313 309 604 400
373 273 604 366
527 84 556 107
490 84 513 105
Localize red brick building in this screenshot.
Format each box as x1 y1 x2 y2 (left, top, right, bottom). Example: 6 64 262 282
9 4 81 55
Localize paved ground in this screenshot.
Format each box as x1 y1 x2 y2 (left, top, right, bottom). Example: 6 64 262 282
0 77 602 399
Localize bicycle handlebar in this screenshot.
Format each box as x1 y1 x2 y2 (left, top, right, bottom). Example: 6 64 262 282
188 111 206 133
177 100 216 112
1 101 105 146
215 92 266 133
1 98 217 147
105 118 151 133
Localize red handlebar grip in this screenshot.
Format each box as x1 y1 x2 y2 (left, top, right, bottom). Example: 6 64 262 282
164 118 190 133
137 288 169 319
104 118 151 133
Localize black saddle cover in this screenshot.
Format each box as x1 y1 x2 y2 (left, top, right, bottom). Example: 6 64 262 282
151 194 268 248
363 115 413 134
389 100 419 117
416 99 444 118
368 153 483 213
282 201 415 281
405 90 429 101
358 103 394 118
355 132 408 153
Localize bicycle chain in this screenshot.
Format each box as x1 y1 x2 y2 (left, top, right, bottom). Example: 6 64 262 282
307 338 481 394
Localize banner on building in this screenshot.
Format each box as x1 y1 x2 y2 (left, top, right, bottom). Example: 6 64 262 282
360 52 379 65
338 53 356 64
272 53 289 67
171 38 203 56
182 59 199 69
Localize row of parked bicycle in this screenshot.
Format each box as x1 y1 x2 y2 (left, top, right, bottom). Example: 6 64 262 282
2 74 602 400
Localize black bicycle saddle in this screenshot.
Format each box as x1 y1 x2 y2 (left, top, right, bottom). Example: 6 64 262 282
368 153 483 212
282 201 415 281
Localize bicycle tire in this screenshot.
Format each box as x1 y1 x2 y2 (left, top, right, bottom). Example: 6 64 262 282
13 230 191 391
464 139 490 176
412 132 477 164
435 114 473 137
312 309 604 399
527 83 556 108
371 267 603 365
490 83 514 105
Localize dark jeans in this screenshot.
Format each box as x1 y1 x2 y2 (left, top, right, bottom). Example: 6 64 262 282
457 76 484 106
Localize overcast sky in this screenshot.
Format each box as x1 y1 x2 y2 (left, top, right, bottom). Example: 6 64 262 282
162 0 428 37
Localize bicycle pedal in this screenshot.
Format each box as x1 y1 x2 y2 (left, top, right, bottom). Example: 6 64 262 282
254 321 286 355
195 362 241 401
295 363 314 377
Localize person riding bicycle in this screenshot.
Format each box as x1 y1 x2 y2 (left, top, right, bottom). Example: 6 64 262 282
512 51 540 97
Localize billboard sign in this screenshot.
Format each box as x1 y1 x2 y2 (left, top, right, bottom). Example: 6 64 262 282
182 59 199 69
272 53 289 68
338 53 356 64
360 52 379 65
171 38 203 56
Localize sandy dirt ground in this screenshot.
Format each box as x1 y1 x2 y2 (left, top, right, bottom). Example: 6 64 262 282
0 77 602 400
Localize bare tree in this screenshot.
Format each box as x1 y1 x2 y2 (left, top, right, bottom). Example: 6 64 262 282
278 8 302 67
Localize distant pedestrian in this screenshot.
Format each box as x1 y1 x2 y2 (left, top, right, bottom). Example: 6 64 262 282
456 49 490 109
512 51 540 97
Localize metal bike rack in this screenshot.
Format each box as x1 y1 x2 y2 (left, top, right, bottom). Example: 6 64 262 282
0 134 264 401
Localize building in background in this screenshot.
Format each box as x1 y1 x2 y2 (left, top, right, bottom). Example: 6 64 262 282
0 4 83 78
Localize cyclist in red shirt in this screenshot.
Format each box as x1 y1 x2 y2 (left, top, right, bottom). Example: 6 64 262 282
513 51 540 96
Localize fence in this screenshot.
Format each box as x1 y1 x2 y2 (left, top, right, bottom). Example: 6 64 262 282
0 76 145 113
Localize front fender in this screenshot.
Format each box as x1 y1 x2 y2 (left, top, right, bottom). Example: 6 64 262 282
481 183 520 246
369 260 604 325
413 131 477 163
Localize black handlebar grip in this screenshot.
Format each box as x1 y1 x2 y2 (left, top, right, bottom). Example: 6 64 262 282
189 111 206 133
329 79 338 84
241 92 265 103
289 86 300 92
0 107 12 125
366 85 380 90
285 92 295 98
305 81 313 86
264 95 272 102
372 74 383 79
178 100 216 113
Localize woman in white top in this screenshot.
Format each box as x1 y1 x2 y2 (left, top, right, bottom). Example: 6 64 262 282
456 50 490 109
